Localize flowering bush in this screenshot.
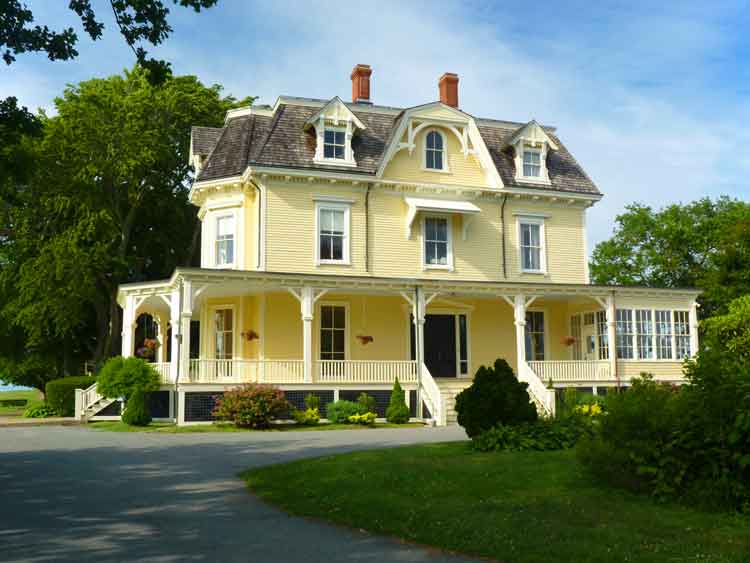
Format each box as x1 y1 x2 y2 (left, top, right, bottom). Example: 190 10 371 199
212 384 289 428
292 407 320 426
574 403 603 417
348 412 376 426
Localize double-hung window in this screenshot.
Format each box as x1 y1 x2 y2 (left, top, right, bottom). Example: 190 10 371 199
425 130 445 170
635 309 654 359
519 218 545 273
524 311 545 361
323 129 346 160
215 215 235 267
615 309 634 359
523 150 541 177
424 216 451 268
655 310 673 359
673 311 691 358
320 305 346 360
317 203 349 264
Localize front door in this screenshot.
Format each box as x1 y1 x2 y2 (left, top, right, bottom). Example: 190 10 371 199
423 314 457 377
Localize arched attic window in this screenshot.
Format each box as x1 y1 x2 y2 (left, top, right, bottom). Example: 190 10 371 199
424 130 447 171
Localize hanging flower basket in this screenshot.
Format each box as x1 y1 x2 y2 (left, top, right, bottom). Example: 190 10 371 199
561 336 576 347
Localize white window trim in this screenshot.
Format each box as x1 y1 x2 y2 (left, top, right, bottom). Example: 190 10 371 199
316 301 350 361
214 213 236 268
199 199 244 270
513 141 552 185
313 119 357 167
209 304 238 360
421 214 454 271
525 308 549 362
314 201 351 266
517 216 547 275
421 129 450 173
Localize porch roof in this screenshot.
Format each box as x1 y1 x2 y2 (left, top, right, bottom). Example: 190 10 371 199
117 267 701 305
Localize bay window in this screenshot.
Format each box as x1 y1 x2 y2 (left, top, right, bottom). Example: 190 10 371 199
215 215 235 267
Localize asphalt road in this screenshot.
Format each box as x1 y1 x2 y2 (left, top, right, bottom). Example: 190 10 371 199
0 425 479 563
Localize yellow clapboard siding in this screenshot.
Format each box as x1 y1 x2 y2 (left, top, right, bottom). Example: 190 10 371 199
617 361 685 381
382 125 488 187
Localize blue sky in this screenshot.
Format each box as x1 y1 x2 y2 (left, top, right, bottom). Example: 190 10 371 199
3 1 749 249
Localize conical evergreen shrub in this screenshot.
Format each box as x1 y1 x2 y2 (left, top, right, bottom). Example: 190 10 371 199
386 377 410 423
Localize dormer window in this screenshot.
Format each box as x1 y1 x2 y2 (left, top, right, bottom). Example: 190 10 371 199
522 150 541 178
324 129 346 159
425 130 446 170
507 120 557 185
304 97 366 168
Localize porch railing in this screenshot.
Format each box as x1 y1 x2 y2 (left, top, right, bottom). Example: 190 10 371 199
152 362 172 384
185 359 305 384
518 362 556 417
528 360 611 384
314 360 418 384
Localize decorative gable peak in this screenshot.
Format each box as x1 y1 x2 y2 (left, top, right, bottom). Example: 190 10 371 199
507 120 558 185
304 97 365 167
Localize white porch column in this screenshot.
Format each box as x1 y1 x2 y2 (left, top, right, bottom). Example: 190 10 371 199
605 294 618 384
155 313 169 364
412 287 426 418
179 281 193 384
169 287 181 382
513 295 527 377
689 300 700 357
301 286 314 383
121 294 136 358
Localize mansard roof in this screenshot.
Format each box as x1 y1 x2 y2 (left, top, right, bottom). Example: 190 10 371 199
192 97 600 196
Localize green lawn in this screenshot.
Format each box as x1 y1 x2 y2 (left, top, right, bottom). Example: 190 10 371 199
243 443 750 563
88 421 425 433
0 389 42 416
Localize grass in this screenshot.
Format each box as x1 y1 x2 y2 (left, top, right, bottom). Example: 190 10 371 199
0 390 43 416
243 443 750 563
88 421 425 433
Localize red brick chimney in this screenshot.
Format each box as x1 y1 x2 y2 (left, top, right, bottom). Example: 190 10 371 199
351 64 373 104
439 73 459 108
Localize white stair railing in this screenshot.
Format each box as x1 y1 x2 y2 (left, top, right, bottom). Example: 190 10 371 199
74 382 108 421
518 362 556 418
420 362 445 425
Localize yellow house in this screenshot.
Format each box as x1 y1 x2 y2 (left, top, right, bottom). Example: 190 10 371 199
106 65 699 425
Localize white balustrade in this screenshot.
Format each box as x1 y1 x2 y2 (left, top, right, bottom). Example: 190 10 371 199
152 362 172 384
528 360 612 384
419 362 444 425
184 359 304 384
314 360 418 384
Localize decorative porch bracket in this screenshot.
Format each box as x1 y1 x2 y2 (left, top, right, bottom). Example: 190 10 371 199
288 287 329 383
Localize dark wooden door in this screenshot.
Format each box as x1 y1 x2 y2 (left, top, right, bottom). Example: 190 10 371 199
424 314 457 377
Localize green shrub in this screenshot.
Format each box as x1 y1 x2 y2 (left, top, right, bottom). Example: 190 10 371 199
472 418 593 452
212 384 289 428
455 359 538 437
122 390 151 426
45 375 96 416
23 403 57 418
97 356 160 400
292 407 320 426
357 392 377 415
348 412 376 425
304 393 320 411
326 400 361 424
386 377 410 424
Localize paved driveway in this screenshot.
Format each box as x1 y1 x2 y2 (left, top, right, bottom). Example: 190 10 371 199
0 425 478 563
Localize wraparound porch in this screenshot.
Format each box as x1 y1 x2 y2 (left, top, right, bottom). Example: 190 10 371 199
114 268 700 424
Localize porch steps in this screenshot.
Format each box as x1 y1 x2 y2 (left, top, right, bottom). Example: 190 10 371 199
82 397 117 421
434 378 473 425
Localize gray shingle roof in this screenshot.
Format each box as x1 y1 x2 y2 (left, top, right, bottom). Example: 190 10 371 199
195 102 600 195
191 126 223 156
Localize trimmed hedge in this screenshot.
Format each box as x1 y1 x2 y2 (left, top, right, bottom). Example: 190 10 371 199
46 376 96 416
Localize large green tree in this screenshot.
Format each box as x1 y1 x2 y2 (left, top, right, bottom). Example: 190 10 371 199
0 68 251 392
590 197 750 317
